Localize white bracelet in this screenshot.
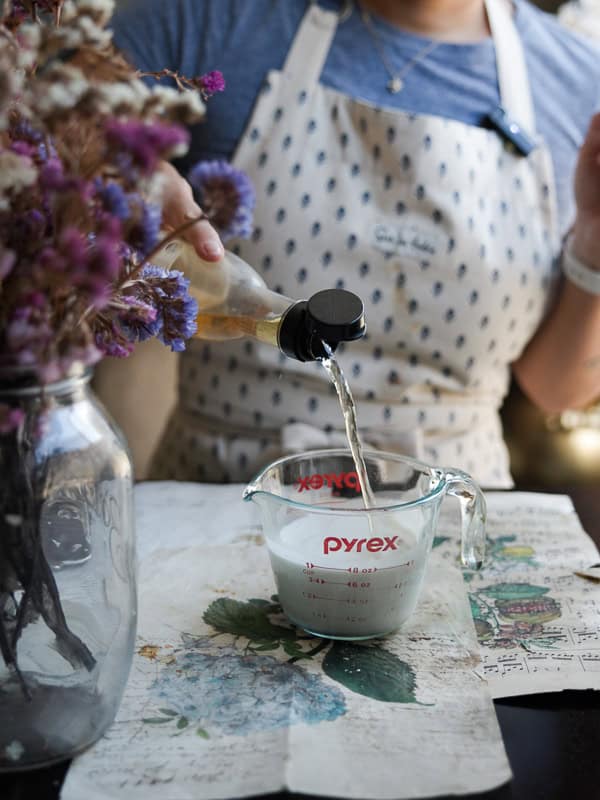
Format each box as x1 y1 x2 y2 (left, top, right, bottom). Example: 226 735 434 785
562 237 600 295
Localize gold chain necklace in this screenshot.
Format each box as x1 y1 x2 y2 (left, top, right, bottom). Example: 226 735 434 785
358 2 442 94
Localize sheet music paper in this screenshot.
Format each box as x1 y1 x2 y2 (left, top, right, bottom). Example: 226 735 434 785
61 482 511 800
434 492 600 697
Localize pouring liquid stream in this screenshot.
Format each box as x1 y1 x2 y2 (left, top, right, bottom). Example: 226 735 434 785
319 342 376 513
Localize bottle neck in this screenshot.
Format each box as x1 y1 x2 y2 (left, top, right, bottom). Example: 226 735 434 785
244 288 295 349
264 288 295 317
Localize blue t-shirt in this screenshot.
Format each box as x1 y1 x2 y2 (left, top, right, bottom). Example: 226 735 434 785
111 0 600 233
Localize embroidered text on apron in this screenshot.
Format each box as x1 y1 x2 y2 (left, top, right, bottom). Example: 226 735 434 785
152 0 560 488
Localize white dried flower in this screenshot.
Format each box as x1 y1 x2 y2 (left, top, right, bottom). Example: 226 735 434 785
38 24 86 54
144 85 206 124
73 0 115 26
33 64 89 116
36 10 111 56
0 151 38 196
558 0 600 41
60 0 112 24
15 23 41 67
94 79 150 115
60 0 77 21
73 14 113 48
0 55 25 129
167 140 189 160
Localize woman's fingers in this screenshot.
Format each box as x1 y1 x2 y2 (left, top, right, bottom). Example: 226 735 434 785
180 208 224 262
157 161 224 262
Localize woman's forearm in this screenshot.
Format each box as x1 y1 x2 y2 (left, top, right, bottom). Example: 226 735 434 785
513 275 600 414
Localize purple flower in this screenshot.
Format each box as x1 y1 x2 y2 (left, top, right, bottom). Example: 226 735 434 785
95 323 135 359
39 157 66 191
86 234 122 307
10 120 54 163
11 209 48 249
140 202 162 253
96 180 131 221
160 290 198 351
118 295 161 343
38 225 123 309
10 120 44 144
140 265 189 297
0 404 25 435
125 196 162 256
138 265 198 351
200 70 226 97
187 160 255 241
5 294 53 366
104 119 190 177
10 140 37 158
0 248 16 280
40 227 88 275
38 157 83 194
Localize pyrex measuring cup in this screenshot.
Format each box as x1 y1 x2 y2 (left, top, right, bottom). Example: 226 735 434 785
244 449 486 640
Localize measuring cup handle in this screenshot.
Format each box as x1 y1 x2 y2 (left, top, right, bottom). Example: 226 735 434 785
442 469 487 570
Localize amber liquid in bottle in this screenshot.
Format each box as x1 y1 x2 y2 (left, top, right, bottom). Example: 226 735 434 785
193 306 283 346
153 240 290 347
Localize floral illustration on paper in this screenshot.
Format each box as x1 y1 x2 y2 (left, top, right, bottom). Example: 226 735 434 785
469 582 562 650
147 642 346 738
484 534 538 569
142 594 425 739
459 534 538 583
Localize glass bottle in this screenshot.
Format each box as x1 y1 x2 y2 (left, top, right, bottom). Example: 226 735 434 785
0 366 136 771
153 239 366 360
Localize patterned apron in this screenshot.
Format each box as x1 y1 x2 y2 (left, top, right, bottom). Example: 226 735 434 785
151 0 559 488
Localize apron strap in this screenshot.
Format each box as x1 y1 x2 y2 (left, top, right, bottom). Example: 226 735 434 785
282 2 339 86
485 0 536 133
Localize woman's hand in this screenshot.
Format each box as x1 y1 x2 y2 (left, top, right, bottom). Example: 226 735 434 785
572 112 600 271
157 161 224 262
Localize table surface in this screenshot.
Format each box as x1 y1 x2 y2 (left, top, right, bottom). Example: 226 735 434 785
2 485 600 800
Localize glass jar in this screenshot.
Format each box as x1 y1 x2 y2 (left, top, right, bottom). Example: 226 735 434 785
0 366 136 771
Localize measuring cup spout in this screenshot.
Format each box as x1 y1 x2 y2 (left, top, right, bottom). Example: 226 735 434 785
243 481 289 536
440 469 487 570
242 483 259 503
242 484 272 509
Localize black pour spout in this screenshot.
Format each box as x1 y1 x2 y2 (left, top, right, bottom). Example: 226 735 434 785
278 289 366 362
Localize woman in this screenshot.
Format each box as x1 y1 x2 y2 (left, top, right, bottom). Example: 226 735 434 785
111 0 600 487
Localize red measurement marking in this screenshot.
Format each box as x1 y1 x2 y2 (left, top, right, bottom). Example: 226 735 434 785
308 561 413 573
347 567 378 574
309 563 350 572
313 595 350 603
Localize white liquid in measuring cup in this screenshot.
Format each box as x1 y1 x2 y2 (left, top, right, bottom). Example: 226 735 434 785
268 516 428 639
